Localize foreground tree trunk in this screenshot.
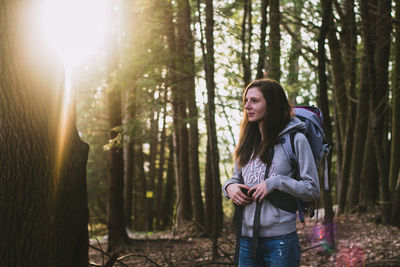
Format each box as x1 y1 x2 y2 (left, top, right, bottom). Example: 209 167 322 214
0 2 89 266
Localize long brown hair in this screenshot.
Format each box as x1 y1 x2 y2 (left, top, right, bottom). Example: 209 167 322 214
234 79 293 168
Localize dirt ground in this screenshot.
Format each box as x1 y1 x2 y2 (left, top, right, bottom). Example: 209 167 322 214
89 209 400 266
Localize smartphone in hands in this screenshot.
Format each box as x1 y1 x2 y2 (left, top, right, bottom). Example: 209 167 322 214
241 187 254 198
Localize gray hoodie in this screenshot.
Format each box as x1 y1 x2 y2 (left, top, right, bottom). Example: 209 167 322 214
222 117 320 237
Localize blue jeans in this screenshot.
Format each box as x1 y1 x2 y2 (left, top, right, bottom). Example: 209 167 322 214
239 232 301 267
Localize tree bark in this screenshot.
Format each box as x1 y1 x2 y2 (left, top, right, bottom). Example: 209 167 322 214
390 0 400 191
326 3 350 213
203 0 223 257
123 91 134 228
346 54 370 210
174 0 193 225
318 0 335 249
107 82 128 252
162 135 177 229
146 110 160 231
0 2 89 265
267 0 281 81
133 142 147 231
359 125 380 208
123 133 134 228
358 0 380 211
360 0 392 222
390 0 400 226
184 0 205 230
256 0 269 79
391 172 400 226
286 0 304 104
339 0 358 212
241 0 252 86
372 0 392 222
156 99 167 229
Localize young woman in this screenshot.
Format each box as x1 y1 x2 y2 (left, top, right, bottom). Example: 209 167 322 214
223 79 320 266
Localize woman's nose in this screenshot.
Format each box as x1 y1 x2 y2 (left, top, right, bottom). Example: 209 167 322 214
244 101 250 109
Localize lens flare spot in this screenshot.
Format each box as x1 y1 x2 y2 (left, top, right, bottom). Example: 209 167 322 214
335 245 366 267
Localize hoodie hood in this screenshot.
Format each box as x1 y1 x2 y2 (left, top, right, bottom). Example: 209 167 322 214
279 116 305 136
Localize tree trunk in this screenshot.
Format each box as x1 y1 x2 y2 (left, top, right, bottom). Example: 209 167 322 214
390 0 400 226
184 0 205 230
326 4 350 214
202 0 223 257
339 0 358 213
174 0 193 226
133 142 147 231
391 172 400 226
360 0 392 222
286 0 304 104
346 54 370 210
373 0 392 222
162 135 177 229
162 0 183 228
146 111 159 231
0 2 89 266
107 82 128 252
390 0 400 191
123 91 134 228
327 3 347 142
318 0 335 250
241 0 252 86
358 0 380 211
267 0 281 81
156 101 167 229
359 125 380 208
123 136 134 228
256 0 269 79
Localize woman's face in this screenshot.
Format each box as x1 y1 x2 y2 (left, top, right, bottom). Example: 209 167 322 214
244 87 266 123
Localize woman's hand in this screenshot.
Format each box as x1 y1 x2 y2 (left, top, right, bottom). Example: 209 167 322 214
226 183 252 206
248 181 268 203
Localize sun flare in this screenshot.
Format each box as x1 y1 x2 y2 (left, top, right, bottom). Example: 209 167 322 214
38 0 109 67
35 0 110 183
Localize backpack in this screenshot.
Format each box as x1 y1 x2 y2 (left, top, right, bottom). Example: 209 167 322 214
266 106 331 222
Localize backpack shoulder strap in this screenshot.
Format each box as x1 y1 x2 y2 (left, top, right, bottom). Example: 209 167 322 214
281 131 299 173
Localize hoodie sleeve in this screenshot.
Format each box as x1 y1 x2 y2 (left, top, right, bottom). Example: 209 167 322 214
265 133 320 201
222 162 243 199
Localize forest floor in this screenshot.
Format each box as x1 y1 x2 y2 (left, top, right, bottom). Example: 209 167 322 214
89 207 400 267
